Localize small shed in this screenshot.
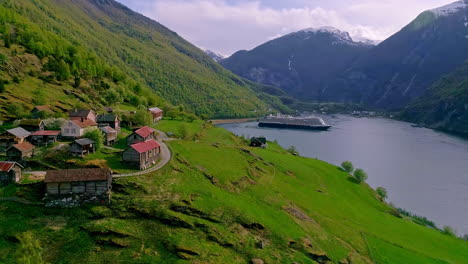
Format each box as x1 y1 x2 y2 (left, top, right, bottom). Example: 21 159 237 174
31 106 53 118
70 138 95 157
250 137 267 148
19 119 45 132
44 168 112 207
97 114 120 131
7 142 35 160
100 126 117 146
126 126 157 146
148 107 163 122
122 139 161 170
0 161 23 185
0 127 31 148
30 130 61 146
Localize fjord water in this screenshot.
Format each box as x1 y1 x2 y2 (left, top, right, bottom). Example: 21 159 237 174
219 115 468 235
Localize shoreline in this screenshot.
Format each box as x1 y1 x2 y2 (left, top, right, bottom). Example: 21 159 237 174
210 118 258 125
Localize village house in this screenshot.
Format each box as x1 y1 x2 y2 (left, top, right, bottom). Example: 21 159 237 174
44 168 112 207
19 119 45 132
97 114 120 131
68 109 97 122
0 127 31 148
100 126 117 146
7 142 35 161
148 107 163 122
0 161 23 186
31 106 53 118
122 139 161 170
30 130 61 146
250 137 267 148
126 126 157 146
61 119 97 138
70 138 95 157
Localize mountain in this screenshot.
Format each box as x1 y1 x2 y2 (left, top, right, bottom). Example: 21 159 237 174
204 49 225 62
0 0 289 119
221 26 374 100
321 0 468 109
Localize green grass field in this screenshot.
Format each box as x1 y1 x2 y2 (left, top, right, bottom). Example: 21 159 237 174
0 120 467 263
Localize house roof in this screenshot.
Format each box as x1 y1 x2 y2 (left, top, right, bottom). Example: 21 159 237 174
148 107 163 113
0 161 22 172
251 137 267 144
130 139 160 153
73 138 95 146
19 119 44 126
100 126 117 134
9 142 35 152
97 114 118 123
68 109 94 118
72 119 97 128
31 130 61 136
33 106 52 112
134 126 155 138
45 168 111 183
7 127 31 138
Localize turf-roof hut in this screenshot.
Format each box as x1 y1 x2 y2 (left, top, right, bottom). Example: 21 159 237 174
31 106 53 118
30 130 61 146
70 138 95 157
126 126 157 146
0 161 23 186
44 168 112 207
7 142 35 160
97 114 120 131
19 119 45 132
122 139 161 170
100 126 117 146
0 127 31 148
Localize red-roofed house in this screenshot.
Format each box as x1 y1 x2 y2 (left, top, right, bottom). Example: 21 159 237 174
122 139 161 170
126 126 157 146
0 161 23 185
30 130 61 145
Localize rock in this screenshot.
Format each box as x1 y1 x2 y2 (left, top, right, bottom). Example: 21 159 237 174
241 222 265 230
251 258 264 264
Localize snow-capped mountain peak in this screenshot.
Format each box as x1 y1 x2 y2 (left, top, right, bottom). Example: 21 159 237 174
204 49 225 62
430 0 467 17
299 26 353 42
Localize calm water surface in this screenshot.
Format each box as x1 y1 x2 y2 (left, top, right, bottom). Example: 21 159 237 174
219 115 468 235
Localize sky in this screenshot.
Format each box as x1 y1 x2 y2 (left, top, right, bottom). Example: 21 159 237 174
116 0 455 56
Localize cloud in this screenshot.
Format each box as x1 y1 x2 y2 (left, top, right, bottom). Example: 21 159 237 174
118 0 453 55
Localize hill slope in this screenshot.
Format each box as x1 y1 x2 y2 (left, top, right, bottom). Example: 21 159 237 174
0 0 289 119
1 121 467 263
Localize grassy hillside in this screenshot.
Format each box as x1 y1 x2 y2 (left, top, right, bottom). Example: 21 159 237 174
0 0 290 119
1 121 467 263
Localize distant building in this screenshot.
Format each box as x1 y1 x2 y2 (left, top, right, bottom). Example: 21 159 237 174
250 137 267 148
68 109 97 122
19 119 45 132
122 139 161 170
100 126 117 146
30 130 61 146
6 142 35 161
0 127 31 148
97 114 120 131
0 161 23 186
61 120 97 138
126 126 157 146
103 107 113 114
70 138 95 157
31 106 53 118
148 107 163 122
44 168 112 207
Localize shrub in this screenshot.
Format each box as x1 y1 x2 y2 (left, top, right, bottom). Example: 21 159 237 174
462 234 468 241
442 226 456 237
15 231 45 264
287 146 299 156
353 169 368 183
83 128 104 151
341 161 354 173
376 187 388 200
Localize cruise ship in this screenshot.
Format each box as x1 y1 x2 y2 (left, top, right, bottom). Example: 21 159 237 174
258 114 331 130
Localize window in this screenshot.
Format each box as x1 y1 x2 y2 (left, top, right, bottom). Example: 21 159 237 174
134 135 137 139
65 129 69 134
71 129 76 134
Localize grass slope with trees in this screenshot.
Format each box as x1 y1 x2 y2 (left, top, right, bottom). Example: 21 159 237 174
1 120 467 264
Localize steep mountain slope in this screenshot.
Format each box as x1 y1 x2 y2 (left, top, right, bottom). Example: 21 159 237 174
0 0 289 119
221 27 373 100
322 0 468 109
204 50 225 63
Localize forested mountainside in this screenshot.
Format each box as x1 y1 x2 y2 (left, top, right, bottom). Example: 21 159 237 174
221 27 373 100
399 62 468 134
0 0 289 120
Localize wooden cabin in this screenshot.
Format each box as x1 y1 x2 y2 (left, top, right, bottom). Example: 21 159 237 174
44 168 112 207
68 109 97 122
148 107 163 122
7 142 34 160
126 126 157 146
0 161 23 185
97 114 120 131
61 119 97 138
30 130 61 146
31 106 53 118
70 138 95 157
122 139 161 170
19 119 45 132
0 127 31 148
250 137 267 148
100 126 117 146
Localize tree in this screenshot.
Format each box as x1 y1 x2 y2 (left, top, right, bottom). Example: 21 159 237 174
376 187 388 200
83 128 104 151
353 169 368 183
287 146 299 156
133 109 152 127
56 59 71 81
200 114 209 121
15 231 45 264
341 161 354 173
462 234 468 241
442 226 456 237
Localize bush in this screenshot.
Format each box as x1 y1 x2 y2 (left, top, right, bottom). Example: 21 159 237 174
462 234 468 241
341 161 354 173
353 169 368 183
83 128 105 151
376 187 388 200
442 226 456 237
15 231 45 264
287 146 299 156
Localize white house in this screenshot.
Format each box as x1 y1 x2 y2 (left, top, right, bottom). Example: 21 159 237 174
61 120 97 138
